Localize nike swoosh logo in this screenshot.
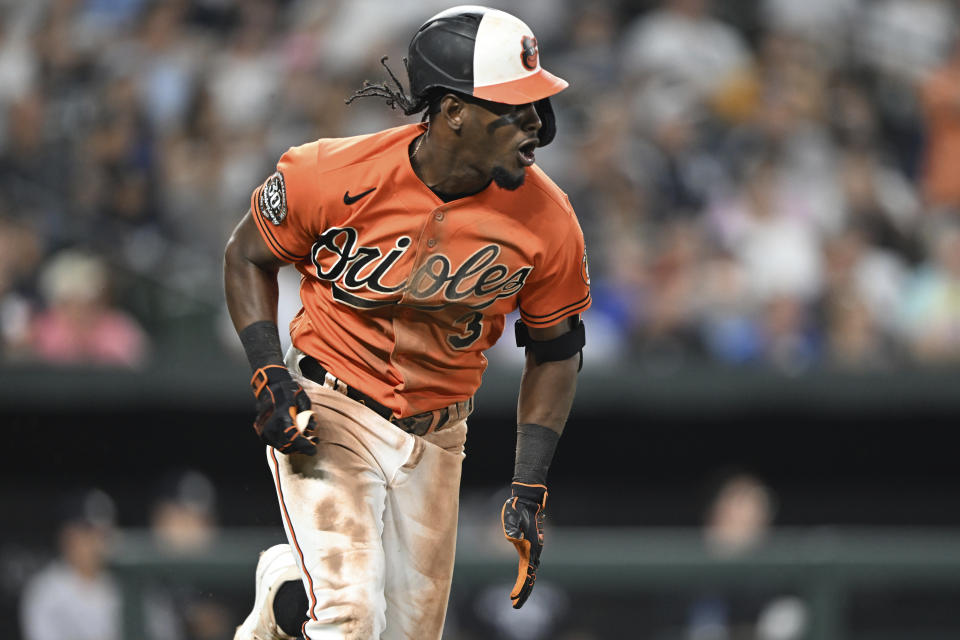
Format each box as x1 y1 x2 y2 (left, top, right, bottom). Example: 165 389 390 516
343 187 376 205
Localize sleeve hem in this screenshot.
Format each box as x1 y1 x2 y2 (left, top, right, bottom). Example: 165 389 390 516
519 294 591 327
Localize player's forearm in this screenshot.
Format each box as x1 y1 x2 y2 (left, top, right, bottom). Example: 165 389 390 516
516 352 579 435
225 258 286 372
224 231 281 333
512 354 577 486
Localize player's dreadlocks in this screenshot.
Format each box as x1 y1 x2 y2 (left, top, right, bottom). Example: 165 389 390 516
346 57 432 116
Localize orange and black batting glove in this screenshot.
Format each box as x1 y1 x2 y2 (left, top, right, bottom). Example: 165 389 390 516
250 365 318 455
501 482 547 609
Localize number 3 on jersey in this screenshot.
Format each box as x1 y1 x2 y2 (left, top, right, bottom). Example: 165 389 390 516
447 312 484 349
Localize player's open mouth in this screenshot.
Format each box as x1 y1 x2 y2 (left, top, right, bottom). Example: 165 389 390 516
518 139 537 166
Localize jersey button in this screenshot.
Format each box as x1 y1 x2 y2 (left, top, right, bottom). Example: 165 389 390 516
427 238 437 248
434 211 444 221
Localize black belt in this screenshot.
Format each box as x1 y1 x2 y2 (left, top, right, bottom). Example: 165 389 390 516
297 355 473 436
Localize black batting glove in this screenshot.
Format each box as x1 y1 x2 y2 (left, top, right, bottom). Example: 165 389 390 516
501 482 547 609
250 365 318 455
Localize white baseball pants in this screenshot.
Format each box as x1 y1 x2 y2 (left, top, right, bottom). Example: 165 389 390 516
266 355 467 640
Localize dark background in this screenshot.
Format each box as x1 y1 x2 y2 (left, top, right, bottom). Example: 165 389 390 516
3 359 960 640
4 363 959 539
5 364 960 638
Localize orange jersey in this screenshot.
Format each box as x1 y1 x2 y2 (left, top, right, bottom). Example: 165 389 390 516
250 123 590 417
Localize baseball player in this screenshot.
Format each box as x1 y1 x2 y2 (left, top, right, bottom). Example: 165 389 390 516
223 6 590 640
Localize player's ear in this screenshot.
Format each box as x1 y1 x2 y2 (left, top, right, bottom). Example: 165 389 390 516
438 93 465 133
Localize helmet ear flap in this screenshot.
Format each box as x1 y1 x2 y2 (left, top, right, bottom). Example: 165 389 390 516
534 98 557 147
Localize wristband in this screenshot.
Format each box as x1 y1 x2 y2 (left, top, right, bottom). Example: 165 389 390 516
238 320 285 372
512 423 560 485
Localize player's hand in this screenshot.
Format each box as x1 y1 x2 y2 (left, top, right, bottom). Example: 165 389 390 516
501 482 547 609
250 365 318 455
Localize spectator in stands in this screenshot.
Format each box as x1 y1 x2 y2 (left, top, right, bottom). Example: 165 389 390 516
920 27 960 214
29 249 149 367
708 153 823 307
817 226 904 370
823 289 891 371
696 249 759 364
0 6 39 111
703 472 774 556
81 72 163 261
757 294 820 374
837 144 921 263
143 469 234 640
129 2 199 136
20 488 121 640
857 0 955 85
0 91 71 239
724 32 842 236
557 2 621 94
622 0 755 129
759 0 859 67
203 3 284 249
828 74 880 151
205 3 280 134
0 217 42 360
900 222 960 363
688 473 808 640
856 0 956 177
150 469 218 554
634 220 707 369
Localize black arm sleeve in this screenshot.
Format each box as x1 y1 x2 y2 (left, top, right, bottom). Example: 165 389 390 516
513 423 561 485
238 320 285 372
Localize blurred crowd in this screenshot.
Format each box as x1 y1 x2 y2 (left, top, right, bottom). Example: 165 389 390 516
14 470 239 640
10 470 795 640
2 0 960 372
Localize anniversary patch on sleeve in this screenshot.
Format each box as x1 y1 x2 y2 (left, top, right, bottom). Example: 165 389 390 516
258 171 288 225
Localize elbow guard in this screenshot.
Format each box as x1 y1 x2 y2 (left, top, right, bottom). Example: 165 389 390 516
515 318 585 371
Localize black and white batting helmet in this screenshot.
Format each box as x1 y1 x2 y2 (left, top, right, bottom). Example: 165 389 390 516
406 5 567 146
